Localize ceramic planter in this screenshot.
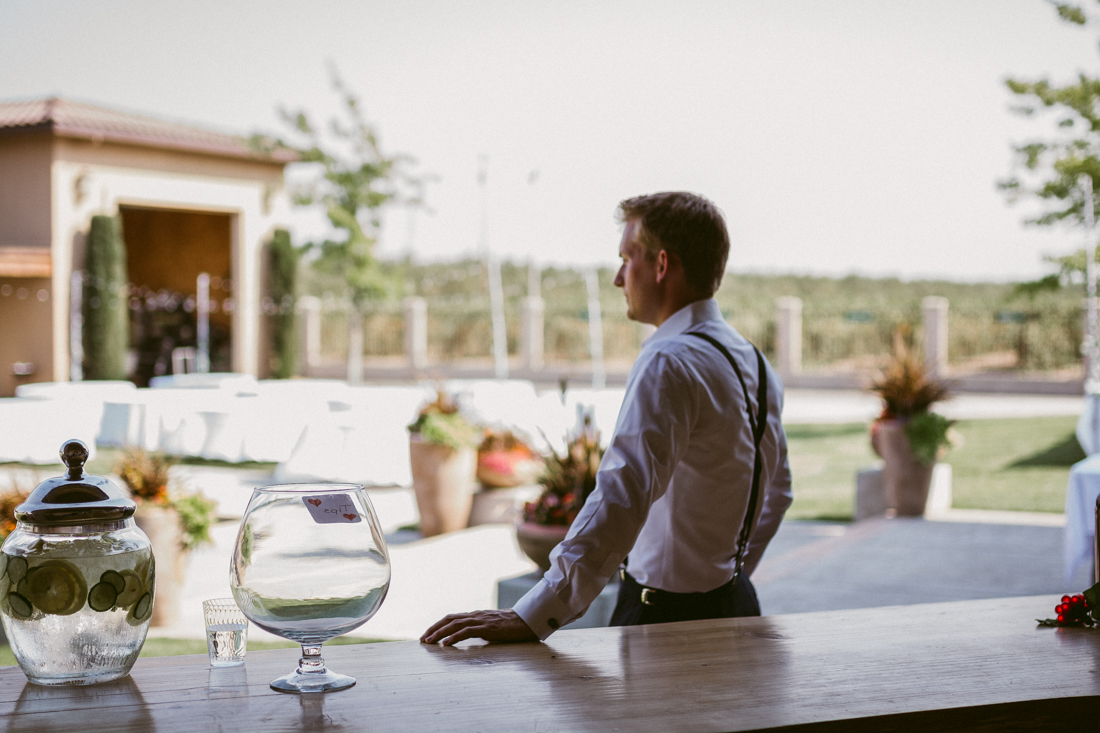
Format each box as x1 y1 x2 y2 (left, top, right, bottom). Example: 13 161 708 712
132 503 186 627
409 436 477 537
873 418 934 517
514 521 569 572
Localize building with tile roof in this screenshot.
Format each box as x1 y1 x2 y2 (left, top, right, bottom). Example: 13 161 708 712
0 97 296 394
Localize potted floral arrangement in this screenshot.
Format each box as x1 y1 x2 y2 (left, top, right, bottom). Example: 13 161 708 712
869 349 955 516
516 415 604 572
477 429 542 489
407 390 481 537
116 447 215 626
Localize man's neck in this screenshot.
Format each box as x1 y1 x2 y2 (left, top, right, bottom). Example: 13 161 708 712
653 293 708 327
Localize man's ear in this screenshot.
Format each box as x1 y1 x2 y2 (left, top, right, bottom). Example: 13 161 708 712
655 250 670 283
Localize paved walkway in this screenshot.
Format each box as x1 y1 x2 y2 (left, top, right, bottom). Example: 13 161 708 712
156 504 1079 643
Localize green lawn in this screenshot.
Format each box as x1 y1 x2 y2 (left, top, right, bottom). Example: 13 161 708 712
786 415 1084 520
0 635 389 667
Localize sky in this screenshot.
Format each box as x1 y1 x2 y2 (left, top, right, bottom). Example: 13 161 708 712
2 0 1099 282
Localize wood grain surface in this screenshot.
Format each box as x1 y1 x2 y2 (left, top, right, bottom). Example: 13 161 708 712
0 595 1097 732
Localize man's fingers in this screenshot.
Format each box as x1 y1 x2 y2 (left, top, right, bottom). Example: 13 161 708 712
440 625 481 646
421 616 478 644
421 609 537 645
420 614 464 642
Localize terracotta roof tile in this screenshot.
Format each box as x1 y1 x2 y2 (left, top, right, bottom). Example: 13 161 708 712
0 97 296 163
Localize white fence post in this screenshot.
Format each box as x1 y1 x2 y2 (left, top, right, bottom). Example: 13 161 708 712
404 296 428 371
522 296 545 372
922 296 949 378
347 306 363 385
196 272 210 373
775 296 803 380
69 271 83 382
297 295 322 377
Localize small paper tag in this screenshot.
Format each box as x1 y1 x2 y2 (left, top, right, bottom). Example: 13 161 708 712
301 494 362 524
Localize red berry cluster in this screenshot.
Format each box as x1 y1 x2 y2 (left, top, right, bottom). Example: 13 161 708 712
1055 594 1091 625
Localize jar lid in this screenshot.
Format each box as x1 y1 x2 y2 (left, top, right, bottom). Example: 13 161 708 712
15 440 136 526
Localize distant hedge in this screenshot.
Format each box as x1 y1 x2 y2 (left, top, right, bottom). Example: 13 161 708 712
83 215 129 380
268 228 299 378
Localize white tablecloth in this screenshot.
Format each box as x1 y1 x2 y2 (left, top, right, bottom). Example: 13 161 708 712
1065 453 1100 582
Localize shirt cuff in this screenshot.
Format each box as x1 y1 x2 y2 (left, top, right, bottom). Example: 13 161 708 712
511 577 577 641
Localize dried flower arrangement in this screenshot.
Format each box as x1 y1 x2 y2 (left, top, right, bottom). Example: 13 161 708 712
523 416 604 527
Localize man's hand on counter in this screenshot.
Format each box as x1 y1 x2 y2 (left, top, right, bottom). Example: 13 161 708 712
420 609 538 646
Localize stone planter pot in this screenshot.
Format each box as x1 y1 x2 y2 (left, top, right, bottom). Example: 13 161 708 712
133 503 187 627
515 521 569 572
873 418 935 517
409 436 477 537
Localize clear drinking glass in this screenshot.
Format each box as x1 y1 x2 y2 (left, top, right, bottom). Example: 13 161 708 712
229 483 390 693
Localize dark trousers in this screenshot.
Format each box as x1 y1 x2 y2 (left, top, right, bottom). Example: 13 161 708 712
609 570 761 627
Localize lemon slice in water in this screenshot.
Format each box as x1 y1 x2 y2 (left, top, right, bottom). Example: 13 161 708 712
27 560 87 616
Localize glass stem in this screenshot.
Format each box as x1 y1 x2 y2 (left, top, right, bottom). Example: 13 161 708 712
297 644 326 676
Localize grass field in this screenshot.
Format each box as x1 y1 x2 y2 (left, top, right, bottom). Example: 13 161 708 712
786 415 1084 520
0 635 389 668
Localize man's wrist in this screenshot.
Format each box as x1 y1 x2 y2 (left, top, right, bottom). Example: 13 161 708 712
512 577 575 640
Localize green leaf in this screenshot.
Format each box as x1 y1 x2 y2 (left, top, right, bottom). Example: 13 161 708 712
1055 3 1088 25
1082 580 1100 610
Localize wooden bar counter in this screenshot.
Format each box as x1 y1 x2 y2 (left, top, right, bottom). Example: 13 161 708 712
1 595 1098 732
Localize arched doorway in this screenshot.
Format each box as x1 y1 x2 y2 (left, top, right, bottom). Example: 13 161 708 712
118 205 233 385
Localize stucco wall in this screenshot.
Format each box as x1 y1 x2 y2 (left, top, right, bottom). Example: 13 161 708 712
0 134 52 249
0 278 52 396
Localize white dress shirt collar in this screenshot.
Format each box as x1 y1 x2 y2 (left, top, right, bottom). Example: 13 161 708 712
647 298 724 344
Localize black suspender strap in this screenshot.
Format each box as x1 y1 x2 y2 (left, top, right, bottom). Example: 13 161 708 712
686 331 769 580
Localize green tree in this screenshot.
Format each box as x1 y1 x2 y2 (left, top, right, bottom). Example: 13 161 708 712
1000 2 1100 295
82 215 129 380
268 228 299 379
254 68 428 309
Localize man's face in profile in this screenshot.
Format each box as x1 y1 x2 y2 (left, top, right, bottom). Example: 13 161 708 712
614 220 660 325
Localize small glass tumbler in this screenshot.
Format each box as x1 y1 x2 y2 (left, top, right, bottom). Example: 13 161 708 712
203 598 248 667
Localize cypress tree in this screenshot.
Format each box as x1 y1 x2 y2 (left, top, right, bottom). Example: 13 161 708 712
269 228 300 378
83 215 129 380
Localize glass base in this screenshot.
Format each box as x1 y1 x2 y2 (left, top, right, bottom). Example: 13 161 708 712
269 644 355 693
270 668 356 694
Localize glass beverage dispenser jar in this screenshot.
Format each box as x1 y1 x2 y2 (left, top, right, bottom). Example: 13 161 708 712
0 440 155 685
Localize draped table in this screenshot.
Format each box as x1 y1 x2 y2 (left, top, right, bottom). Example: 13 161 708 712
1065 453 1100 583
1 595 1096 732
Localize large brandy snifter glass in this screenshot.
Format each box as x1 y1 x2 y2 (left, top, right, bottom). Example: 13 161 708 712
230 483 390 693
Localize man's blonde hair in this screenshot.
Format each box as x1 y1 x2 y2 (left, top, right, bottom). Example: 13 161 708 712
617 192 729 297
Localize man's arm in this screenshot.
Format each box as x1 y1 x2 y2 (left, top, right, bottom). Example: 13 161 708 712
422 350 693 644
742 372 793 578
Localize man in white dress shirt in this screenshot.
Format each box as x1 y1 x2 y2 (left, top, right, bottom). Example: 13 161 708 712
422 191 792 645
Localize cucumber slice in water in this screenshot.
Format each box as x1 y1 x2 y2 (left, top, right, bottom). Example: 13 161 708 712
100 570 126 594
7 557 27 585
88 582 118 612
8 592 31 619
0 552 9 580
130 593 152 622
115 570 142 608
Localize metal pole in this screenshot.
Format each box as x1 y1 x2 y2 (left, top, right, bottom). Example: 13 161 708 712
1082 176 1100 453
479 155 508 379
196 272 210 373
585 268 605 390
1094 495 1099 584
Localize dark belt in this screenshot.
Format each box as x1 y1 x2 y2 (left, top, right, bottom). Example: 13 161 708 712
619 568 735 607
